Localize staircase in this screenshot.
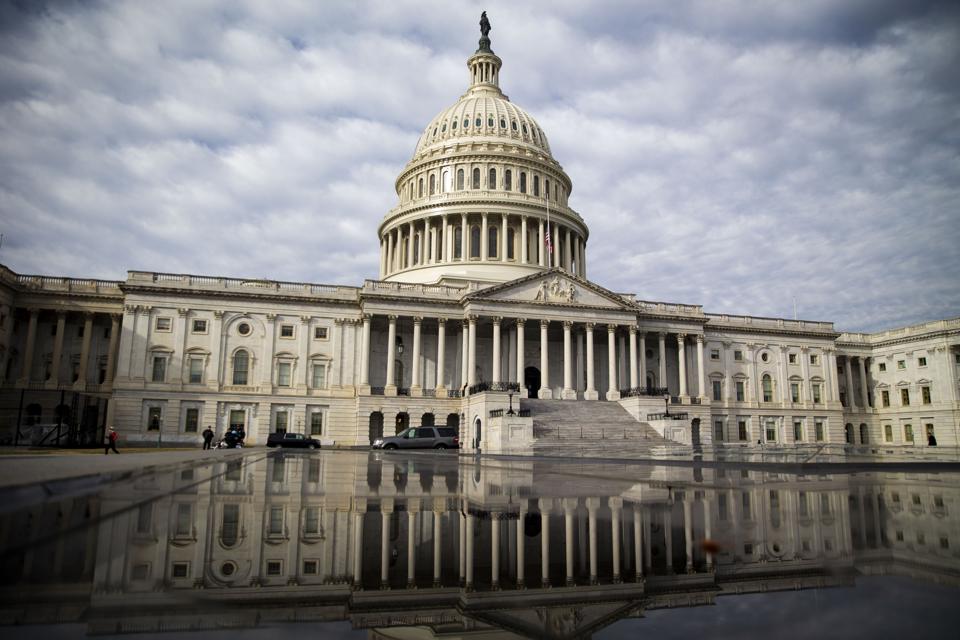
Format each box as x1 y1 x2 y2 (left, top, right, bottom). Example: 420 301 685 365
521 398 671 446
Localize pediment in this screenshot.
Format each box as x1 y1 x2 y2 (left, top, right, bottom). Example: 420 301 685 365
467 269 634 310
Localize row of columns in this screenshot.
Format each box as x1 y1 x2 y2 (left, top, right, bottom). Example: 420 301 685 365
10 308 120 388
380 213 586 278
840 354 871 409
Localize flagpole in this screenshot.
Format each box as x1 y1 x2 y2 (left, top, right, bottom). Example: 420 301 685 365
545 192 551 268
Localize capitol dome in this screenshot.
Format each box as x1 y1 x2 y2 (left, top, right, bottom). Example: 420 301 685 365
377 19 589 286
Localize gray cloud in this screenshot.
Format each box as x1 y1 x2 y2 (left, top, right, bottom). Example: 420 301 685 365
0 0 958 331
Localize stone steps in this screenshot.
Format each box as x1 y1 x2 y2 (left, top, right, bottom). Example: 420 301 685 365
520 398 671 444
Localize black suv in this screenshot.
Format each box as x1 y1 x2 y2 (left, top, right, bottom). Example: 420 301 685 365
372 427 459 450
267 432 321 449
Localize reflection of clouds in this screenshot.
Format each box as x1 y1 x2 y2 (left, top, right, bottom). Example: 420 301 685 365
0 2 957 331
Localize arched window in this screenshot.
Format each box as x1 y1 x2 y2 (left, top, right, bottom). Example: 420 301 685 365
233 350 249 385
507 228 515 260
413 234 421 264
221 504 240 547
762 375 773 403
451 119 457 130
511 120 518 131
429 174 436 195
505 169 512 191
475 116 481 128
442 169 451 192
472 168 480 189
418 178 423 198
488 226 498 259
454 227 463 259
860 423 868 444
533 175 540 196
463 117 469 129
500 117 506 129
488 168 496 189
488 115 494 128
456 169 464 190
519 172 527 194
545 179 550 200
470 225 481 259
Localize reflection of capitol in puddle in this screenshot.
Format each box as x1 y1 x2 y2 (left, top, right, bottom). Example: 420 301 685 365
0 452 958 637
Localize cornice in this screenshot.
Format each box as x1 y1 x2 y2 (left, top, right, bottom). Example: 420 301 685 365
120 283 360 308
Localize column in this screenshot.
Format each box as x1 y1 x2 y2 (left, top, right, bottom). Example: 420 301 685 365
465 513 475 589
351 501 365 583
703 496 714 570
360 315 371 387
629 326 638 389
104 313 121 384
385 315 397 394
585 323 597 400
618 331 627 388
48 311 67 387
696 335 706 398
633 506 644 581
638 331 647 388
419 222 426 265
606 325 619 401
501 213 508 263
552 224 560 269
517 504 526 588
562 321 575 399
411 317 422 394
433 504 443 587
435 318 446 392
481 213 488 261
490 513 501 588
610 497 622 583
539 499 552 587
563 227 572 271
459 509 466 584
844 356 856 408
76 312 94 388
563 499 576 585
664 508 674 574
516 319 526 394
381 500 393 588
460 213 468 262
538 219 545 267
586 498 599 584
677 334 688 398
491 317 501 384
643 508 652 571
407 221 414 268
406 507 417 587
507 323 517 384
521 216 528 264
858 356 870 408
538 320 551 399
430 221 438 264
385 231 393 276
467 316 477 387
658 333 667 392
442 216 450 263
460 321 469 389
683 497 694 573
801 346 812 406
827 349 840 402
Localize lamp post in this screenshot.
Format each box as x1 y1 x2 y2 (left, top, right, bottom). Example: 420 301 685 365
507 391 515 415
663 393 670 417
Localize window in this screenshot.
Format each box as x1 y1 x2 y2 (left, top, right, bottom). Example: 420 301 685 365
878 362 886 372
307 459 320 483
884 424 893 442
815 420 824 441
155 317 171 332
269 506 284 535
904 424 914 443
172 562 189 578
77 324 84 338
742 492 752 519
302 560 318 575
765 421 776 442
511 119 518 131
312 363 326 389
175 503 192 536
131 564 150 580
488 168 496 189
505 169 512 190
456 168 464 190
761 352 769 362
901 388 910 406
417 178 423 197
233 350 249 385
470 225 481 258
275 411 288 434
738 419 748 441
718 494 728 520
136 503 153 533
710 349 720 360
280 324 294 338
533 175 540 196
507 227 515 259
310 412 323 435
734 350 743 361
789 353 797 364
429 174 436 195
714 420 723 441
192 319 207 333
188 358 203 384
712 380 722 401
488 226 498 258
922 386 931 404
220 504 240 546
313 326 328 340
152 356 166 382
812 384 821 404
277 362 291 387
454 227 462 258
940 537 950 550
897 360 905 370
147 406 162 431
793 421 803 442
762 375 773 402
735 381 745 402
472 167 480 189
791 383 800 403
810 354 819 365
918 356 927 367
820 494 831 515
237 322 251 336
184 408 199 433
519 172 527 193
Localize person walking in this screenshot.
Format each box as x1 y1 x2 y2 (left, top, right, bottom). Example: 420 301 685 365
104 426 120 454
202 426 214 450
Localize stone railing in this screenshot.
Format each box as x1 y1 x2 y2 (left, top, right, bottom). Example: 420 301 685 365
635 300 704 317
706 313 835 334
468 381 521 395
384 190 585 225
127 271 358 299
619 386 670 398
12 273 123 296
647 412 689 421
839 317 960 344
362 279 467 299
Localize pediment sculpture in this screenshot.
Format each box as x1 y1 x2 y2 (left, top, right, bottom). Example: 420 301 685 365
535 276 577 303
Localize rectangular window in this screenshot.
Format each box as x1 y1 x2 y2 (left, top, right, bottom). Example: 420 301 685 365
268 506 284 535
155 317 171 332
735 381 745 402
793 421 803 442
310 412 323 436
712 380 722 401
799 492 809 517
718 494 728 520
922 386 931 404
221 504 240 544
272 457 285 482
710 349 720 360
136 503 152 533
882 390 890 407
266 561 282 576
815 420 824 442
810 354 818 365
313 326 328 340
884 424 893 442
901 388 910 406
918 356 927 367
275 411 288 434
904 424 914 443
189 358 203 384
191 319 207 333
744 543 753 555
714 420 723 441
175 503 192 536
738 419 748 441
277 362 291 387
879 362 886 372
304 507 320 534
151 356 166 382
303 560 318 575
312 364 326 389
184 408 199 433
896 530 904 542
820 494 831 515
734 350 743 361
741 492 752 519
791 383 800 403
307 459 320 484
812 384 821 404
131 564 150 581
77 325 84 338
765 421 776 442
172 562 189 578
897 360 905 370
280 324 294 338
147 406 162 431
788 353 797 364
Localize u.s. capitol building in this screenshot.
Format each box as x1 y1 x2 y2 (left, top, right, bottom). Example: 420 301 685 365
0 21 958 450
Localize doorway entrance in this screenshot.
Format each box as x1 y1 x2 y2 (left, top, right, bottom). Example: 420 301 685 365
368 411 384 445
524 366 541 398
395 412 410 434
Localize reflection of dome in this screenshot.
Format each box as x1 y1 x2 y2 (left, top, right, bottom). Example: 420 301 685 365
377 21 588 286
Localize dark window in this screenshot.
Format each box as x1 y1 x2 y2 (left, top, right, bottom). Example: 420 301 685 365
415 428 435 438
505 169 512 191
472 167 480 189
437 428 456 437
519 172 527 193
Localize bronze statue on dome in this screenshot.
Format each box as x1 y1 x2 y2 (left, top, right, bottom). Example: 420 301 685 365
480 11 491 37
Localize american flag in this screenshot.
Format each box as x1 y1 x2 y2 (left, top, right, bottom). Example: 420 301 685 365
544 225 552 255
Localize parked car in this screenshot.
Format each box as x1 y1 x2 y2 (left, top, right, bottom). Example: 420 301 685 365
267 432 321 449
372 426 459 450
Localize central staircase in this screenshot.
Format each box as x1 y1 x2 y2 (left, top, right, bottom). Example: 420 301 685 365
521 398 672 448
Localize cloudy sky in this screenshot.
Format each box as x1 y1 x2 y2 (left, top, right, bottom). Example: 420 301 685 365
1 0 958 332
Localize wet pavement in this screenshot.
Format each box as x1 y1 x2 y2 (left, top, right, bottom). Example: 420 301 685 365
1 448 959 639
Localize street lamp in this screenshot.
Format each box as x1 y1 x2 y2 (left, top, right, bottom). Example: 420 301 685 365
663 393 670 417
507 391 515 415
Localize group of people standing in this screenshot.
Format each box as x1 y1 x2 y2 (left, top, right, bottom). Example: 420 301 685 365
104 425 244 454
